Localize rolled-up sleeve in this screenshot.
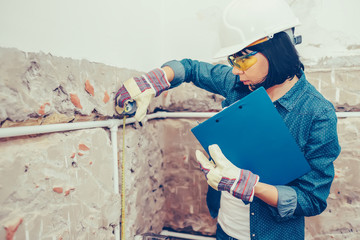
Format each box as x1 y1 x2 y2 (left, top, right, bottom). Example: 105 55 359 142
161 60 186 89
276 185 297 217
267 185 298 221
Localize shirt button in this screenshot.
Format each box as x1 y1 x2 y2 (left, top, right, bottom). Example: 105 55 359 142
251 212 255 215
252 233 256 237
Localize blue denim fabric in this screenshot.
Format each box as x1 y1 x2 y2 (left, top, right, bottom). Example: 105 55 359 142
162 59 341 240
216 224 239 240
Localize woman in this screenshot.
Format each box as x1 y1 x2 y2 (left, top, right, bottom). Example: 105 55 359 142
115 0 341 239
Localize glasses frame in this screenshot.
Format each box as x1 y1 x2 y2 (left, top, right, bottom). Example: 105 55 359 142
227 51 258 71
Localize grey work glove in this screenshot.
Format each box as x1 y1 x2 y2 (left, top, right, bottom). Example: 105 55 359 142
115 68 170 122
196 144 259 202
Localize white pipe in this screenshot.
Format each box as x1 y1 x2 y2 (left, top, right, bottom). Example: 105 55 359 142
147 111 216 119
160 230 216 240
305 67 360 73
145 111 360 120
336 112 360 118
1 111 359 139
110 124 120 194
110 124 121 240
0 119 120 138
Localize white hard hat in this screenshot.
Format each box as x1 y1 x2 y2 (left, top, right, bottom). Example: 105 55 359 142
214 0 301 58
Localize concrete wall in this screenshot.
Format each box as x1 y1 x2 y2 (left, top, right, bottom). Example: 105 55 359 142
1 47 360 240
0 128 119 239
0 47 168 239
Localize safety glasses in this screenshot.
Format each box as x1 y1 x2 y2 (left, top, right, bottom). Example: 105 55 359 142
227 51 258 71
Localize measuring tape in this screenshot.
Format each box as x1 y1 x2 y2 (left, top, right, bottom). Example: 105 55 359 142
117 101 136 240
121 115 126 240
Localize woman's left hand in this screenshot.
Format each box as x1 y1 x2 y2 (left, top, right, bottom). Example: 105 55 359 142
196 144 259 202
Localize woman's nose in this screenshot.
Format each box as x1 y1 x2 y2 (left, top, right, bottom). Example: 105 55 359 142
232 67 244 75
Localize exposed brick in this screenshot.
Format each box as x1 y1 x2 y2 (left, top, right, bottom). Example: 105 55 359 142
4 217 23 240
103 91 110 103
85 79 95 96
53 187 63 194
38 102 50 116
70 93 83 109
78 143 90 151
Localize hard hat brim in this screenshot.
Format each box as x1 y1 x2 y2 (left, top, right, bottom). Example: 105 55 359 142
213 43 247 59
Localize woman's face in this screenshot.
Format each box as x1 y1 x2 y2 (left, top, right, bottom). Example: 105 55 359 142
231 50 269 89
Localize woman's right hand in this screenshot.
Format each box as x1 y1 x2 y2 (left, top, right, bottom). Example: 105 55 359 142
115 68 170 122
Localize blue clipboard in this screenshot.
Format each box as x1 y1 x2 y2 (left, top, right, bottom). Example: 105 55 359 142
191 87 311 185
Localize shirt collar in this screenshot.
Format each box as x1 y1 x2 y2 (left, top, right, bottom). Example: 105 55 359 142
275 72 308 112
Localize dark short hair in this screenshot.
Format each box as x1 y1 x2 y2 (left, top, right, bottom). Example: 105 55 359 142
244 31 304 90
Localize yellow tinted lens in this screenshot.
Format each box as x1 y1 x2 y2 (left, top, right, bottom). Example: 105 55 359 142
233 56 257 71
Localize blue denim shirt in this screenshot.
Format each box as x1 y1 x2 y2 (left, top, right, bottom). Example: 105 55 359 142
162 59 341 240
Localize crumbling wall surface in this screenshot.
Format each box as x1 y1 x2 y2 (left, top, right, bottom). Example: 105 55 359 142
0 47 169 240
0 123 167 240
0 46 222 124
119 123 166 238
0 128 120 239
303 64 360 239
150 82 224 113
0 47 141 123
304 118 360 239
305 64 360 111
160 119 217 235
